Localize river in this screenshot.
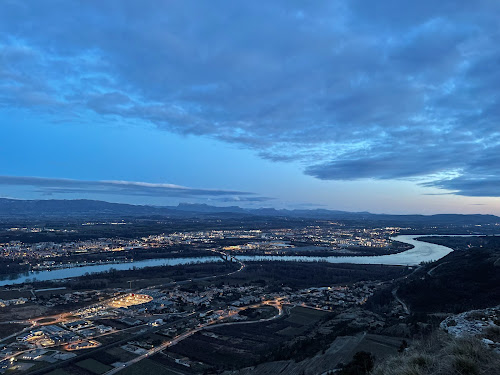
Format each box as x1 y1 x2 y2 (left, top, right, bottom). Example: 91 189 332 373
238 234 455 266
0 234 485 286
0 257 223 287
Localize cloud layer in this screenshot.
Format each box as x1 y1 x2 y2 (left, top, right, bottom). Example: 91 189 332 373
0 176 264 201
1 1 500 196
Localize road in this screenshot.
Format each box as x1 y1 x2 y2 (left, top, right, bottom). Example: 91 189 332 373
0 312 73 345
104 298 284 375
24 313 197 375
2 249 246 375
427 261 449 276
392 287 410 314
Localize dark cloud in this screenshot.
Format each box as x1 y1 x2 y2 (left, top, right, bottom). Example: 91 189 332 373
0 176 258 199
422 176 500 197
1 1 500 195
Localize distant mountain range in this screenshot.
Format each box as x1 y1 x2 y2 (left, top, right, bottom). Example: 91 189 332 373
0 198 498 225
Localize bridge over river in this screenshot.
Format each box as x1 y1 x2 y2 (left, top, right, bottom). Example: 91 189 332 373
0 234 489 286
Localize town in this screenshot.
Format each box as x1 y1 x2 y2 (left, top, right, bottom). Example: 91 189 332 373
0 253 389 374
0 224 405 272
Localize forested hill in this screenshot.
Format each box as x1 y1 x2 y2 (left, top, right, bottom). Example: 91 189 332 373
397 237 500 313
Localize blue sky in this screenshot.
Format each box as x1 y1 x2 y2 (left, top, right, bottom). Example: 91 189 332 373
1 1 500 214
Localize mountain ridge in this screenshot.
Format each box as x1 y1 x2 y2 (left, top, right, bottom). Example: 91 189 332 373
0 198 498 225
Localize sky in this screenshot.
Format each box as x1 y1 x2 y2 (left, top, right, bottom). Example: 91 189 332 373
1 1 500 215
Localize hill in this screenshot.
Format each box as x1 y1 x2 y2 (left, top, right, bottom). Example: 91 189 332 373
397 241 500 313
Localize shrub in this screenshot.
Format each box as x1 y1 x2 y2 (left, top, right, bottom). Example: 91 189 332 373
373 332 500 375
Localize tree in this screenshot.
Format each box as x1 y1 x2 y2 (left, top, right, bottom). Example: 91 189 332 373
338 351 375 375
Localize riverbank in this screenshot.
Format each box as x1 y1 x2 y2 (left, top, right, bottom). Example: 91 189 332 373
0 234 481 287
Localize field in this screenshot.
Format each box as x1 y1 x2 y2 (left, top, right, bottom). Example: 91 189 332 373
0 289 32 299
164 305 331 371
87 347 138 367
95 330 133 345
226 261 411 289
104 346 139 362
45 370 72 375
353 334 407 360
55 349 135 375
119 358 182 375
276 306 329 336
285 305 329 325
233 333 407 375
76 358 113 375
0 303 49 320
0 322 29 339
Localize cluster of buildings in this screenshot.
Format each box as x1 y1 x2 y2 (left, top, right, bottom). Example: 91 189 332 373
73 279 381 339
1 319 113 370
73 283 274 324
0 237 144 262
17 325 79 348
6 227 76 234
0 349 76 373
108 293 153 309
289 282 381 310
35 289 116 309
0 297 28 308
0 225 403 266
0 268 388 375
264 226 400 249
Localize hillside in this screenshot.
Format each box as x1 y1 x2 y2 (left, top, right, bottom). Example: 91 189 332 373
397 243 500 313
372 333 500 375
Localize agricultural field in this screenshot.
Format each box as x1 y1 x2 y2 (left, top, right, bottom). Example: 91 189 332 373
0 289 32 299
45 369 72 375
231 333 407 375
104 346 139 363
164 305 332 371
352 333 407 360
277 306 329 336
87 347 138 367
0 322 29 339
119 358 184 375
76 358 113 374
284 306 329 325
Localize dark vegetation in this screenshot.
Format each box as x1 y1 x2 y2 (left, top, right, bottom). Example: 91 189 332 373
167 325 268 369
229 261 411 290
264 322 345 363
0 259 31 276
373 333 500 375
48 245 212 263
358 238 500 318
397 245 500 313
16 261 239 290
238 306 276 320
0 323 29 339
233 242 412 257
417 235 500 251
336 351 375 375
167 306 331 371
